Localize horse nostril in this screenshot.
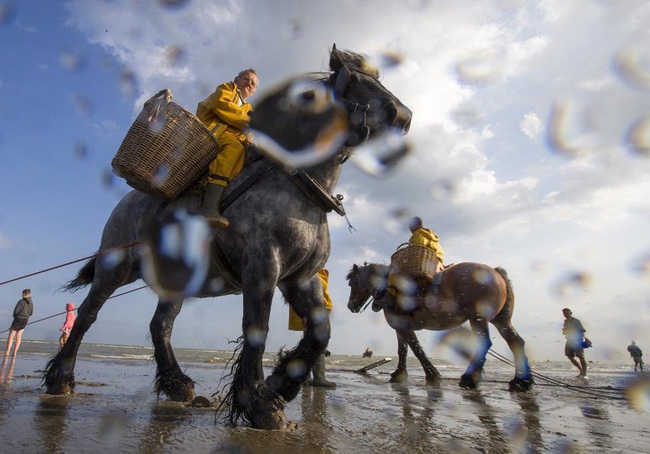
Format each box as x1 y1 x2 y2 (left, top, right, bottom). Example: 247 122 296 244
402 117 411 134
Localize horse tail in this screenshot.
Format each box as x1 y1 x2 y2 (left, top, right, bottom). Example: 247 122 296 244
494 267 515 321
62 258 96 292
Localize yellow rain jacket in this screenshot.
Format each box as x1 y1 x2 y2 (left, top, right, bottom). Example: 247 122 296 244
288 269 332 331
409 228 444 264
196 81 253 187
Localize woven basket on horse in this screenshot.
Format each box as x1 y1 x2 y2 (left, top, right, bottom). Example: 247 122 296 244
390 243 439 285
112 88 221 200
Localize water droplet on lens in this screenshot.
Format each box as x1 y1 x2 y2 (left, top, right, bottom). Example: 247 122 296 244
282 17 302 40
552 270 592 298
625 377 650 411
250 77 348 168
613 47 650 91
99 249 126 270
139 209 212 300
381 208 414 235
120 69 138 98
625 116 650 156
455 53 502 85
546 100 595 158
59 51 86 72
351 129 410 176
247 326 267 347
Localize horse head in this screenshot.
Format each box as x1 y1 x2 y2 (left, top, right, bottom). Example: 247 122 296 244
347 263 389 313
328 44 412 145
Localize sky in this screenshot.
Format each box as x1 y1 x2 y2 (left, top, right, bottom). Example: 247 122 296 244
1 0 649 365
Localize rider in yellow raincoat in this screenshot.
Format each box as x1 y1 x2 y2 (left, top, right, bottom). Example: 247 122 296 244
387 216 445 298
288 268 336 387
196 69 259 228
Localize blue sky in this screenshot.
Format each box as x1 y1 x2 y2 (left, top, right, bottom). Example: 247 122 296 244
1 0 649 364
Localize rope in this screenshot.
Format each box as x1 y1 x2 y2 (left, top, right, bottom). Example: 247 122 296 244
0 241 140 287
0 284 149 335
486 349 626 400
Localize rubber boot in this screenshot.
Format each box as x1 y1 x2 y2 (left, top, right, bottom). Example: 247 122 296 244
201 184 229 228
309 353 336 388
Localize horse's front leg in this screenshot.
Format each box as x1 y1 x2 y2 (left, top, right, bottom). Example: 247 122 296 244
267 277 328 401
150 299 195 401
459 318 492 389
389 331 409 383
225 278 289 430
491 319 534 392
396 328 441 384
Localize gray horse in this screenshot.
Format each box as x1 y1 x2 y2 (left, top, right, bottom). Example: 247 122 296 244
43 45 412 430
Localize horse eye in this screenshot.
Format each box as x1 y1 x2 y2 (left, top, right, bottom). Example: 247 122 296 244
286 79 329 111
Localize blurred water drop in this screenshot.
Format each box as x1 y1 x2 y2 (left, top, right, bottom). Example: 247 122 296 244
157 0 191 8
366 50 405 71
451 104 485 128
99 249 126 270
101 168 115 189
250 77 348 168
429 179 457 202
0 1 17 25
59 51 86 72
351 129 410 176
73 141 88 160
73 94 92 116
164 44 185 67
139 209 212 300
438 328 477 362
625 116 650 156
282 17 302 40
152 164 171 188
286 358 307 380
613 47 650 91
120 69 138 98
546 100 595 157
552 270 592 298
455 53 503 85
625 377 650 411
310 306 328 325
381 207 414 235
247 326 267 347
629 251 650 277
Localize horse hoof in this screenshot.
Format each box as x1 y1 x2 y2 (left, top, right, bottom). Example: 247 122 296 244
252 409 291 430
425 375 442 386
459 374 478 390
46 382 74 396
508 377 534 392
389 370 408 383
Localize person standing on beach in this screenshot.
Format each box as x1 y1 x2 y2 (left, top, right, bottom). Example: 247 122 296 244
627 341 644 372
4 289 34 358
561 308 588 379
59 302 76 350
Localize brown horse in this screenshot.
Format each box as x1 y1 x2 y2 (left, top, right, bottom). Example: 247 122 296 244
346 262 533 392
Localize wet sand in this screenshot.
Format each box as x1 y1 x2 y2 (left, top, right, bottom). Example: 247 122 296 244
0 354 648 453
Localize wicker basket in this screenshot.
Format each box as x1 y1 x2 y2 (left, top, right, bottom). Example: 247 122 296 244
112 88 221 200
390 243 438 283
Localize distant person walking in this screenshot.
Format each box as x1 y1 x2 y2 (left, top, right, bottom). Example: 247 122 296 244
627 341 644 372
561 308 588 379
4 289 34 358
59 302 76 350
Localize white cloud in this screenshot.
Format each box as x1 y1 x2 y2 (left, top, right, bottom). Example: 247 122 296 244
520 112 542 140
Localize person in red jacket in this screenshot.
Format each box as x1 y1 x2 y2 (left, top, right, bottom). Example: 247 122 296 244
59 302 76 350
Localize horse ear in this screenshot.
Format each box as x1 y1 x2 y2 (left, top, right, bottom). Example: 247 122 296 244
353 264 358 272
329 44 342 71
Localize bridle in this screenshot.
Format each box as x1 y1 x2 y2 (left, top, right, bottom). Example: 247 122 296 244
328 66 371 146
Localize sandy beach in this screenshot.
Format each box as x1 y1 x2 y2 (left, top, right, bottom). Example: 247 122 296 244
0 349 648 453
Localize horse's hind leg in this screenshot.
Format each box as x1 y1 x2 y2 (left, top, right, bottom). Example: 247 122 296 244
150 299 195 401
43 281 115 394
492 319 534 392
459 319 492 389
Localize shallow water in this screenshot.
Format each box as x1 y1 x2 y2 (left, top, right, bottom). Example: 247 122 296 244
0 341 647 453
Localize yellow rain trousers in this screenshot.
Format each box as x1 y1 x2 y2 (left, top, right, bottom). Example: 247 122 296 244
196 81 253 187
288 269 332 332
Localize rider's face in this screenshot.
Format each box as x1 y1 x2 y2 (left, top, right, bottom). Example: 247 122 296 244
235 72 258 100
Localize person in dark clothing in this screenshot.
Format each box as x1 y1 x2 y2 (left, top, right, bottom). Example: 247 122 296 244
627 341 644 372
562 308 588 379
4 289 34 358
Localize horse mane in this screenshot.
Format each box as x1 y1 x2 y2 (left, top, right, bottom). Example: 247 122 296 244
330 47 379 79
